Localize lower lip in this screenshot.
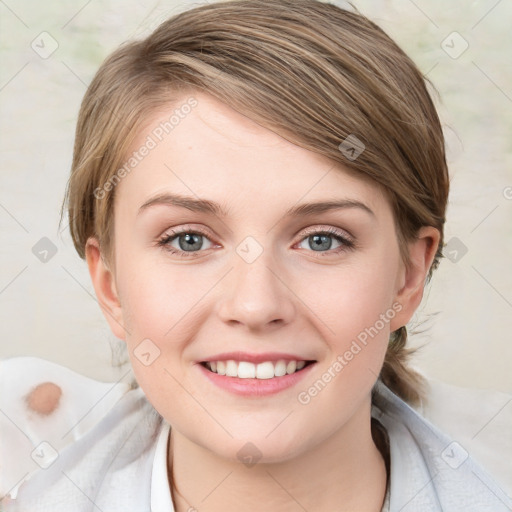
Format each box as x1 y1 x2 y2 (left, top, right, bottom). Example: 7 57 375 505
197 362 316 397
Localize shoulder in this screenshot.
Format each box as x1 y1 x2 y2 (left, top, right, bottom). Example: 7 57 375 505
0 356 162 509
419 377 512 495
372 379 512 512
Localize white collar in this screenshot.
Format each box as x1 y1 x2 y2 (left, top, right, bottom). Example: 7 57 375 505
149 418 391 511
148 382 512 511
151 421 175 512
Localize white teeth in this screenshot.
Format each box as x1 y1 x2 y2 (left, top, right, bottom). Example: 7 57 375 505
274 360 287 377
225 360 238 377
256 361 275 379
237 361 256 379
216 361 226 375
204 359 310 378
286 360 297 374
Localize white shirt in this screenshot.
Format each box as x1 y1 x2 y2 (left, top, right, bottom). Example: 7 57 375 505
151 421 174 511
1 356 511 511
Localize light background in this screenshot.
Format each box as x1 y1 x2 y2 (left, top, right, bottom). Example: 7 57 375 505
0 0 511 395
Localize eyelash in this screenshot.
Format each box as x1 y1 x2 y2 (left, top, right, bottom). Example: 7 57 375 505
156 225 356 258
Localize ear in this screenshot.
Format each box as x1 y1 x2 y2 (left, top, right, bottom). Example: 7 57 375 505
389 226 440 332
85 237 127 340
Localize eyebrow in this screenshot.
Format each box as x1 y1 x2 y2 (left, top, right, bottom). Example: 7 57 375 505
138 192 375 218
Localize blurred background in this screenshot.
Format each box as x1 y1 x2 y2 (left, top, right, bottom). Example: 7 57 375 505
0 0 511 392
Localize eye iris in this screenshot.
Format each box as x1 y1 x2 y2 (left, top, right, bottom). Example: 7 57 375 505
310 234 332 251
179 233 202 251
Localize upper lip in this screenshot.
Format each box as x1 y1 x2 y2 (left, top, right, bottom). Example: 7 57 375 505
199 351 316 364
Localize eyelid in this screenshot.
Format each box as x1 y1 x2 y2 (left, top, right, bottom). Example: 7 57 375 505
160 224 213 239
156 224 217 254
157 223 356 257
297 225 355 244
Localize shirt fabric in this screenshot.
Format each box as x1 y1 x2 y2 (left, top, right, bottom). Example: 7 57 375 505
1 357 511 511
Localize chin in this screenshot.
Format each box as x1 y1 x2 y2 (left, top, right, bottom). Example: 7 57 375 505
210 428 312 466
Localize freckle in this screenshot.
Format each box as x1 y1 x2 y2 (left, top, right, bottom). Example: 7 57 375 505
26 382 62 415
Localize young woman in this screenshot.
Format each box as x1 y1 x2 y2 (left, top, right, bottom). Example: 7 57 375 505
1 1 510 510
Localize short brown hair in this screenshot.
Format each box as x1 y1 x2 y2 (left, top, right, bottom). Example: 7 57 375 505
62 0 449 405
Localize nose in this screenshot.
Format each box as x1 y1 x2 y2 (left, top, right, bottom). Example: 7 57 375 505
217 249 296 332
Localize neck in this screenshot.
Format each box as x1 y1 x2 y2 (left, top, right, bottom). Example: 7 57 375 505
167 400 388 512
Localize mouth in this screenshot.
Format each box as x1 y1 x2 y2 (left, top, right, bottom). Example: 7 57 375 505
200 359 316 379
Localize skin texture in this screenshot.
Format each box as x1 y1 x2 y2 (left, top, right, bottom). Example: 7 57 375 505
86 91 439 511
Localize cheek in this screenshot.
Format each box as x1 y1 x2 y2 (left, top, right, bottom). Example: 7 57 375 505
298 256 399 342
114 256 218 392
292 268 395 435
294 255 398 389
117 255 208 337
114 257 200 415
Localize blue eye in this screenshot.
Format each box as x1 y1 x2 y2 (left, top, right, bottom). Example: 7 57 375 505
157 229 213 256
296 227 355 255
157 226 354 258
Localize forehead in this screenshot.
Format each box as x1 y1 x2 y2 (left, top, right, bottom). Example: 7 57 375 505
114 91 387 216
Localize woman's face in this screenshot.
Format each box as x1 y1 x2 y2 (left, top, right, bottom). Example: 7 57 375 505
88 91 433 463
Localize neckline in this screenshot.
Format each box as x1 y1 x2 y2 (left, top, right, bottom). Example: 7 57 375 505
152 416 391 512
371 417 391 511
150 421 175 512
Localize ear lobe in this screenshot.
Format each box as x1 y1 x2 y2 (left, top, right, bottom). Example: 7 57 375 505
85 237 127 340
389 226 440 332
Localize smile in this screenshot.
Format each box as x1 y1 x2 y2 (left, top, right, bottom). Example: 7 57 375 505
201 359 314 379
198 356 317 397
